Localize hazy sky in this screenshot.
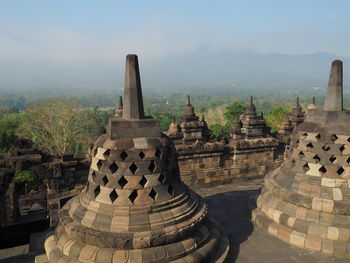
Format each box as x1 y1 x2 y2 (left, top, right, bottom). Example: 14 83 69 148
0 1 349 90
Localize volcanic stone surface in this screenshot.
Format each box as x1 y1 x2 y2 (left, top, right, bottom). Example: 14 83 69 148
253 60 350 258
166 95 211 145
36 54 229 263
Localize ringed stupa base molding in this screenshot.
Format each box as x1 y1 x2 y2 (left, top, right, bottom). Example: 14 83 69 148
38 198 229 263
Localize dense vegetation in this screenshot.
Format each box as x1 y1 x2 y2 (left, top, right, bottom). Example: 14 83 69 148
0 89 324 156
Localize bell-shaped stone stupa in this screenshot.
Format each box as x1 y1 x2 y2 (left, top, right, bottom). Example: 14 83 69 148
253 60 350 257
37 54 229 263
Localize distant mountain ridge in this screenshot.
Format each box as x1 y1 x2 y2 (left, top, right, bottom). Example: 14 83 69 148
143 49 350 92
0 49 349 93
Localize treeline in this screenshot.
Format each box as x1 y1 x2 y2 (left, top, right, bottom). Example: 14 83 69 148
0 88 329 112
0 90 326 156
0 100 110 155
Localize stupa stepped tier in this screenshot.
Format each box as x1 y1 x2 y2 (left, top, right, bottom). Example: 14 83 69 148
166 95 212 145
36 54 229 263
240 96 270 139
253 60 350 257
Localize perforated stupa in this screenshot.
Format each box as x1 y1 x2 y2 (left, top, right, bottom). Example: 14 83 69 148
253 60 350 257
36 54 229 263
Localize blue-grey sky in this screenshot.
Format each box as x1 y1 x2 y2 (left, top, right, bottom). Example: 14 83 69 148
0 1 349 90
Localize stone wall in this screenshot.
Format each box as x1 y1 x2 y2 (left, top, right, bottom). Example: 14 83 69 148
177 141 284 186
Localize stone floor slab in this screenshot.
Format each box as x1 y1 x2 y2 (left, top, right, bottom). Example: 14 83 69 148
193 179 346 263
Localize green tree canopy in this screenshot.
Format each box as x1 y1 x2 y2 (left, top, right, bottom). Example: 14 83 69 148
91 106 114 129
0 112 22 152
208 101 245 137
265 104 289 132
224 102 245 126
17 99 98 157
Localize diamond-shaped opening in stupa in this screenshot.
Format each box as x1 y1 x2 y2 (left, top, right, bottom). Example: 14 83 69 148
148 160 156 173
120 150 128 161
109 189 118 203
329 155 337 163
139 151 145 160
322 145 330 152
158 173 165 184
306 142 314 149
97 160 103 170
102 175 109 185
149 188 157 200
168 184 175 196
139 176 147 187
109 162 119 174
319 165 327 174
337 167 345 175
313 154 320 163
303 163 310 172
129 162 138 175
103 149 111 159
330 134 338 142
129 190 138 203
118 176 128 188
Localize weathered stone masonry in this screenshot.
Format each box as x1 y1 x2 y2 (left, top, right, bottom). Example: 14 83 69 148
167 96 287 186
253 60 350 258
36 54 230 263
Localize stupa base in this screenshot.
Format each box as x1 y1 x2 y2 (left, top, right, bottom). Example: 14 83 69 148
35 221 229 263
252 171 350 258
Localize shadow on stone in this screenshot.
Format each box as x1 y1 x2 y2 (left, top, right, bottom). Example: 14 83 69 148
203 188 261 262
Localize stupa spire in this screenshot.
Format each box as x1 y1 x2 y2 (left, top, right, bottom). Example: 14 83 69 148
325 60 343 111
187 94 191 105
115 96 123 117
123 54 145 119
182 94 197 121
307 96 317 110
245 95 256 116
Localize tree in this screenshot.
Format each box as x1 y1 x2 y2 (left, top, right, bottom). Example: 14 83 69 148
205 102 245 138
265 105 288 132
223 102 245 126
205 105 227 127
209 124 226 138
0 112 22 152
91 106 114 129
17 99 98 157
